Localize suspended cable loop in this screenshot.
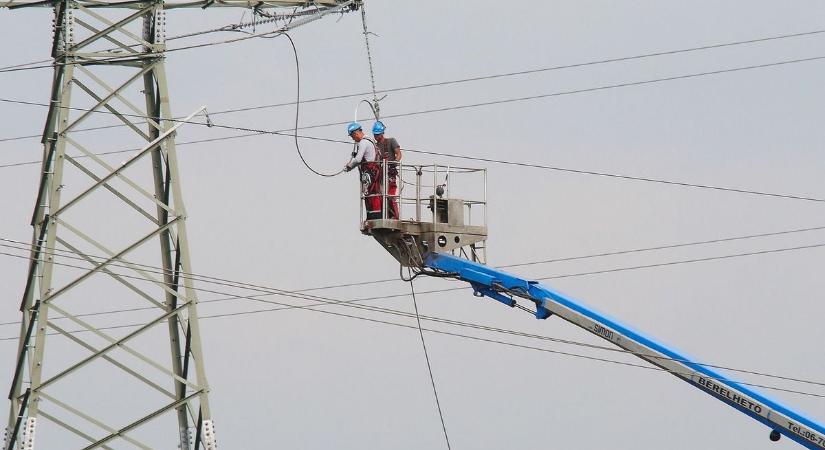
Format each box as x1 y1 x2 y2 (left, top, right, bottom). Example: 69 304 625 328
281 32 343 177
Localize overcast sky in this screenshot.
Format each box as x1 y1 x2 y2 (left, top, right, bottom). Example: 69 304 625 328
2 1 825 449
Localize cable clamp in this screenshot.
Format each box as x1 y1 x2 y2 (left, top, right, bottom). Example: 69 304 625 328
202 109 213 128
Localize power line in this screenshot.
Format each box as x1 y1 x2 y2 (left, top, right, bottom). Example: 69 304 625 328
2 24 823 95
0 132 272 168
0 9 318 73
497 225 825 268
4 27 825 143
1 223 824 330
282 31 343 177
0 58 52 72
0 238 824 392
401 147 825 203
538 242 825 280
3 54 825 201
2 222 824 319
0 2 352 74
9 122 823 206
0 222 825 306
1 261 822 399
409 280 452 450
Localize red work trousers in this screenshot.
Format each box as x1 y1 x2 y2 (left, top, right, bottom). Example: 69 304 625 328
387 180 399 219
363 163 383 220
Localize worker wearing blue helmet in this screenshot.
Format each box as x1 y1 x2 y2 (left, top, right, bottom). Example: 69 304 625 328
345 122 382 219
372 121 402 219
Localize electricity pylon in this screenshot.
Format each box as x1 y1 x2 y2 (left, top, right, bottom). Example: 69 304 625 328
2 1 356 448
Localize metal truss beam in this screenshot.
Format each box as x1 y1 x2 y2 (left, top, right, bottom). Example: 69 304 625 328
3 0 348 9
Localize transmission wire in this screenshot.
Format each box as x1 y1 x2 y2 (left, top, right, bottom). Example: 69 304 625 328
0 4 335 74
409 280 452 449
282 31 343 176
3 52 825 201
2 222 825 319
1 239 825 391
0 52 825 203
5 38 825 144
1 254 823 399
0 2 353 74
359 0 380 118
0 221 822 336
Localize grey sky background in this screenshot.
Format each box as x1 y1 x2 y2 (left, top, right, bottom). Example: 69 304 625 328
2 1 825 448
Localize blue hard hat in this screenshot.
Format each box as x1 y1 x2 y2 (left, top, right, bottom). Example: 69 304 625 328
372 121 386 135
347 122 362 136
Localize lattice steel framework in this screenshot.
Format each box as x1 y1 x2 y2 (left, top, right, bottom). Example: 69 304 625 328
3 1 356 448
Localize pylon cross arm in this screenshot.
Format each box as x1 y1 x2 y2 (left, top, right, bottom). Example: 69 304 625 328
2 0 346 9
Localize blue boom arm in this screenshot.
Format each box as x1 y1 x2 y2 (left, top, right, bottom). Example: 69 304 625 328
424 252 825 449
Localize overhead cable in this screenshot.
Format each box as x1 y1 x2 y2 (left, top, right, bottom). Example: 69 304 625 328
2 53 825 201
0 7 334 72
0 254 822 399
282 32 344 176
359 0 381 118
0 239 823 391
0 1 353 74
5 28 825 143
409 280 452 450
2 222 824 313
400 147 825 203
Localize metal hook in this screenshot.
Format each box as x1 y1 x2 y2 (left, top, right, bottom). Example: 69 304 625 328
354 99 380 123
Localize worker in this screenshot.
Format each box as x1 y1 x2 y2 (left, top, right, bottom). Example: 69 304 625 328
372 121 401 219
344 122 383 220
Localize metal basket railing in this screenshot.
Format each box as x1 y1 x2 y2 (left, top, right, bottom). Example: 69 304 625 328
359 160 487 229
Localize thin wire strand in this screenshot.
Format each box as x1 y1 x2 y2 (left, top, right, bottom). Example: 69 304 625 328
496 225 825 268
2 24 823 82
1 240 825 390
0 58 53 72
0 2 352 74
6 122 824 206
282 31 343 176
3 55 825 201
1 220 822 339
359 0 380 118
0 226 825 300
5 30 825 144
409 280 452 449
1 261 823 399
400 146 825 203
2 222 824 318
0 5 333 74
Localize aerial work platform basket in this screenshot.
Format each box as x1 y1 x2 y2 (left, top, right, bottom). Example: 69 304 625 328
360 161 488 267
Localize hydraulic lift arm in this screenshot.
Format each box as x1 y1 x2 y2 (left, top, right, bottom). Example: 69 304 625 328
424 252 825 449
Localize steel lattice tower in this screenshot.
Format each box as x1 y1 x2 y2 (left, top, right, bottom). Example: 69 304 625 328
3 1 355 448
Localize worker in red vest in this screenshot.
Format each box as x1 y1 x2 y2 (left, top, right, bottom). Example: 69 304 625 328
345 122 383 220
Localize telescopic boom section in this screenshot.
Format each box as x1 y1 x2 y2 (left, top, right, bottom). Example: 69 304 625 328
424 252 825 450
